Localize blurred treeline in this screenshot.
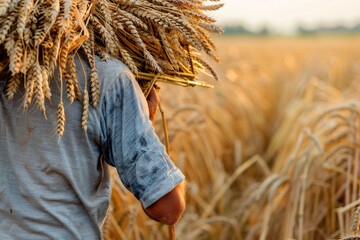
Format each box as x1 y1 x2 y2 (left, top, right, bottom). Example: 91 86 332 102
223 23 360 35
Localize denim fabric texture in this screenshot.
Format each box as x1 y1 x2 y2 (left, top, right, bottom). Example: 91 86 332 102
0 56 184 239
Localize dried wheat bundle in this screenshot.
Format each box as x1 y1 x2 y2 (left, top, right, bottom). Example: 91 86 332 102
0 0 222 136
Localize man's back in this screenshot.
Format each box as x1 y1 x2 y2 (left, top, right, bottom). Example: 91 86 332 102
0 56 184 239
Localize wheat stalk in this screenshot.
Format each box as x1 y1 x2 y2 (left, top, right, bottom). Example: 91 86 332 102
0 0 222 137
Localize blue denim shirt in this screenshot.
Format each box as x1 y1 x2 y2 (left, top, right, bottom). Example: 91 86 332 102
0 56 184 239
100 68 184 207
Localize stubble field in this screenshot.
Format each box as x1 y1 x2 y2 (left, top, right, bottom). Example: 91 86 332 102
104 36 360 240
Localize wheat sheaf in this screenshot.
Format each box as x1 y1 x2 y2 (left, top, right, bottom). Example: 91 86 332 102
0 0 222 137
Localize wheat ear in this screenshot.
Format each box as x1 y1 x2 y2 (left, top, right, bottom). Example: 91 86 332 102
6 74 21 100
9 39 24 76
0 1 21 44
23 66 36 110
57 66 65 139
353 207 360 234
33 62 46 116
90 69 100 107
82 89 89 132
64 71 75 103
41 66 52 100
67 57 81 101
77 53 89 132
340 235 360 240
193 56 218 81
57 101 65 140
0 0 11 17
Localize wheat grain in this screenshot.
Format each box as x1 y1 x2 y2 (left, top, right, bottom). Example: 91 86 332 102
91 16 118 55
183 9 216 23
0 0 11 16
147 0 179 11
59 32 75 71
116 9 148 31
340 235 360 240
125 7 170 28
353 207 360 234
118 46 138 74
81 41 95 67
0 1 21 44
33 62 45 115
95 45 111 61
77 0 88 17
24 24 34 45
1 0 222 137
193 56 218 80
96 0 112 23
139 30 160 47
90 69 100 107
41 66 51 100
23 66 35 110
68 57 81 100
196 21 223 34
21 49 37 73
122 17 162 72
3 35 15 54
34 0 60 46
64 71 75 103
169 0 196 8
6 73 21 100
42 47 51 73
46 34 61 77
57 100 65 139
157 59 177 71
9 39 23 76
158 27 178 68
63 0 73 20
16 0 32 37
112 17 125 31
198 3 224 11
194 24 217 50
81 89 89 132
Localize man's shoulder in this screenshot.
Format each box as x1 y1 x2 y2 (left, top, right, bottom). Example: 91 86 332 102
94 56 134 91
95 55 128 75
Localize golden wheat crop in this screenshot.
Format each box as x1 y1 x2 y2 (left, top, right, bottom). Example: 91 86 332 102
102 35 360 240
0 0 222 137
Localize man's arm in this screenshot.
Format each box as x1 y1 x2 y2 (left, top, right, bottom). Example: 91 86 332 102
144 181 185 225
100 72 186 225
145 87 186 225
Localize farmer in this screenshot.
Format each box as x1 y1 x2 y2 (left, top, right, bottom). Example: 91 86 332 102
0 55 186 239
0 9 185 240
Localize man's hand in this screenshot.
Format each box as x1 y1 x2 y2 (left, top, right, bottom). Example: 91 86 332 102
146 87 160 125
144 181 186 225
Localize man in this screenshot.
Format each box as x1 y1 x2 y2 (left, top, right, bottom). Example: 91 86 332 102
0 55 185 239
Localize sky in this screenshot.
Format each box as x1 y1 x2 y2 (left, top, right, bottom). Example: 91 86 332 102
213 0 360 33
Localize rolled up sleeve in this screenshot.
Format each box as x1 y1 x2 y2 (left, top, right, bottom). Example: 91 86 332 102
100 69 185 208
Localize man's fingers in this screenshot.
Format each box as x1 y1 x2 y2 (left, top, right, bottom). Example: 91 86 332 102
146 87 160 124
147 87 160 105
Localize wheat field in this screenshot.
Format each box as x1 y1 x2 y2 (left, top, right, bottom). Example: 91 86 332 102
102 35 360 240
